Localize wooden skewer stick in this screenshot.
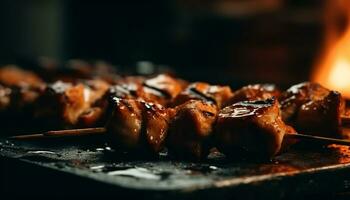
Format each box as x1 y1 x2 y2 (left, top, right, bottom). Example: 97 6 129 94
9 127 106 140
9 127 350 147
285 133 350 146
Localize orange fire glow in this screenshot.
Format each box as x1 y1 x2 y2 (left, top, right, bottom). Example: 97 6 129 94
312 0 350 98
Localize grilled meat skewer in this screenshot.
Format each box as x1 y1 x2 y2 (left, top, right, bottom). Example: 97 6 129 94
12 96 350 160
2 66 350 160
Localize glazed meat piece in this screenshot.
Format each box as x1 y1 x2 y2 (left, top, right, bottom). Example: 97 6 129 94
0 66 44 88
35 79 110 128
117 73 188 106
144 74 187 100
75 79 112 127
107 82 168 106
109 82 142 100
0 66 45 114
143 101 173 153
215 98 289 158
224 84 280 107
167 100 218 160
107 74 187 107
172 82 233 108
279 82 345 138
106 98 171 155
106 98 143 150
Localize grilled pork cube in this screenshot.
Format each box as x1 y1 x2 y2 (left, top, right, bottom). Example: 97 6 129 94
172 82 233 108
106 98 171 154
143 74 188 106
215 98 288 158
144 74 187 100
143 101 173 153
35 79 110 128
107 98 143 150
108 74 187 106
167 100 218 160
224 84 280 107
107 82 169 106
279 82 345 138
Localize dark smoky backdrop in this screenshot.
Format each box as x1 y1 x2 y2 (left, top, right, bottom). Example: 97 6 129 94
0 0 326 87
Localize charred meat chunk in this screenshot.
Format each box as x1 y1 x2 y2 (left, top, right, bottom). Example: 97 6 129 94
215 98 289 158
172 82 233 108
35 79 110 128
107 74 187 107
167 100 218 160
279 82 345 138
144 74 187 100
106 98 171 155
224 84 280 107
107 82 168 106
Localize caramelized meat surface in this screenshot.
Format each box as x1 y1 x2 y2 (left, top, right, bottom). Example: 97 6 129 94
215 98 289 158
107 74 187 107
109 82 141 100
172 82 233 108
35 80 110 128
108 82 168 106
167 100 218 159
144 74 187 99
106 98 171 155
279 82 345 138
224 84 280 107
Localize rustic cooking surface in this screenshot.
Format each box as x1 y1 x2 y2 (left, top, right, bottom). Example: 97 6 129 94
1 137 350 199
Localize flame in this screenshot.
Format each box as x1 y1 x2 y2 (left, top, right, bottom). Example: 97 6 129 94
312 0 350 98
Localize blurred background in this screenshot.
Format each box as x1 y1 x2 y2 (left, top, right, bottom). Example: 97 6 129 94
0 0 343 87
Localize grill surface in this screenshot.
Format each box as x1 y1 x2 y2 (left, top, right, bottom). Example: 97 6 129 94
1 136 350 199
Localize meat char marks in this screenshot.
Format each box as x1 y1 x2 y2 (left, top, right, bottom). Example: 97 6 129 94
172 82 233 108
108 74 187 107
106 97 172 156
215 98 293 158
224 84 280 106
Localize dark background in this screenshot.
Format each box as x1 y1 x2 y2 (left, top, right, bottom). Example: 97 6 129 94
0 0 326 86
